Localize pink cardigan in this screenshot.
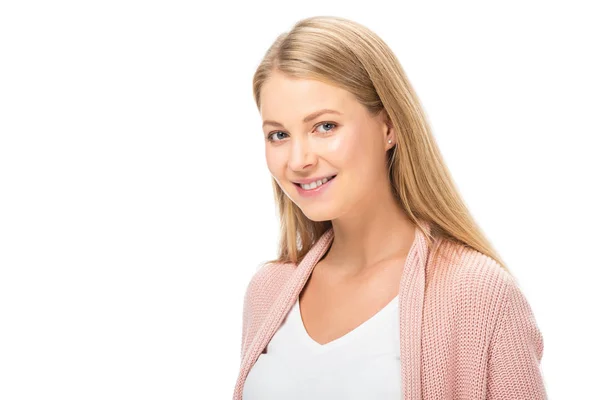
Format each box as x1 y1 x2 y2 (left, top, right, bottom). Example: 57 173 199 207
233 220 548 399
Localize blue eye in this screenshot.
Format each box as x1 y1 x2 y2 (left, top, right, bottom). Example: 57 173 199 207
266 131 289 142
266 122 337 142
316 122 337 134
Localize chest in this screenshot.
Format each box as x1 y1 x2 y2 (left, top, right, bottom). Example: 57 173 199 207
298 257 406 346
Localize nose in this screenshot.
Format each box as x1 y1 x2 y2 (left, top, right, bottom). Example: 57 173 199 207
288 136 317 171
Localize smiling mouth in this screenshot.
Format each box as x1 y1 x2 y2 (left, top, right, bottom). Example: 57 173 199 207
293 175 337 188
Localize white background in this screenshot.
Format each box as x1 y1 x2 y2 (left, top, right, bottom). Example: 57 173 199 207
1 1 598 398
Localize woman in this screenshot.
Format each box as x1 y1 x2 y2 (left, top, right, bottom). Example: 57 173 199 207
233 16 547 400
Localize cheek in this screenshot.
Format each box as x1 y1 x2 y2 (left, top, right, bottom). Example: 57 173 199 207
264 152 283 182
327 126 367 166
265 148 283 168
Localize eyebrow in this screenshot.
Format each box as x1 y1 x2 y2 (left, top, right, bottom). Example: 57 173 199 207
262 109 342 128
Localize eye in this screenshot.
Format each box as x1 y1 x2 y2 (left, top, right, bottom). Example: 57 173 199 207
266 122 338 143
315 122 337 134
266 131 289 142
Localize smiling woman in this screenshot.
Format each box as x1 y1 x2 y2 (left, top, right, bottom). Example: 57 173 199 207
233 15 548 400
259 71 400 224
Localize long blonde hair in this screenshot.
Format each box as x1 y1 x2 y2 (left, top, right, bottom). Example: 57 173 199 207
252 16 509 274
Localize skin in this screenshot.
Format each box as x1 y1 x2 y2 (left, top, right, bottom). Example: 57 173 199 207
260 70 417 344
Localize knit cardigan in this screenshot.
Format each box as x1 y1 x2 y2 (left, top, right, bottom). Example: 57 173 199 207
233 220 548 399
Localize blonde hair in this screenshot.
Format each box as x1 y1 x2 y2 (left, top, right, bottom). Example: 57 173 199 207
252 16 510 274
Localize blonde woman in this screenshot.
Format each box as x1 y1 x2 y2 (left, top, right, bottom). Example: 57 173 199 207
233 16 547 400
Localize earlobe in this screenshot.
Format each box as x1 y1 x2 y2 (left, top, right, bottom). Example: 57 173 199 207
380 109 395 147
386 124 395 147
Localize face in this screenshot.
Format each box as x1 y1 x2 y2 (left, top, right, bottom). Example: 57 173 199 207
260 71 395 222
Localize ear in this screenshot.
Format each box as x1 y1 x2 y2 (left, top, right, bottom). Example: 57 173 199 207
381 109 395 148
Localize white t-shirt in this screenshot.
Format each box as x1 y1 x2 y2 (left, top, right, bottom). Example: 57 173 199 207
243 294 402 399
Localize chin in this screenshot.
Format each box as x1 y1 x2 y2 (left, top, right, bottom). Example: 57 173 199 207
304 214 331 223
298 205 339 222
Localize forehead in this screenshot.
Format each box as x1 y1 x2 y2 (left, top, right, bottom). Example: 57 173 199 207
260 72 355 122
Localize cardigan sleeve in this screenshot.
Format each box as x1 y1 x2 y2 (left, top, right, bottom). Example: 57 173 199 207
486 273 548 399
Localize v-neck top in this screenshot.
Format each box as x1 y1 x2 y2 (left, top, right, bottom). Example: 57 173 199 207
242 293 401 399
233 219 548 399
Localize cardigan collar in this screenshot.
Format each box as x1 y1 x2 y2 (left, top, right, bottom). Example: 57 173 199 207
241 218 432 400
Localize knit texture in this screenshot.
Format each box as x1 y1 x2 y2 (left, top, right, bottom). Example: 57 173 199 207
233 219 548 399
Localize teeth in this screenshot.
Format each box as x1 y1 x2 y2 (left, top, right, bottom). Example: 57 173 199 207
300 176 333 190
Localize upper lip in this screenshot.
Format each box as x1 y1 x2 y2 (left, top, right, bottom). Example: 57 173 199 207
292 174 337 185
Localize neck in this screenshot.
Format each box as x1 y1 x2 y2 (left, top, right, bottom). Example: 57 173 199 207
323 180 416 278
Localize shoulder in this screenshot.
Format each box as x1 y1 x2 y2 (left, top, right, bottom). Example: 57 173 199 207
424 243 547 395
435 241 542 348
239 261 295 347
239 261 294 357
245 261 295 294
429 240 524 329
242 261 296 314
427 243 547 394
433 239 514 301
